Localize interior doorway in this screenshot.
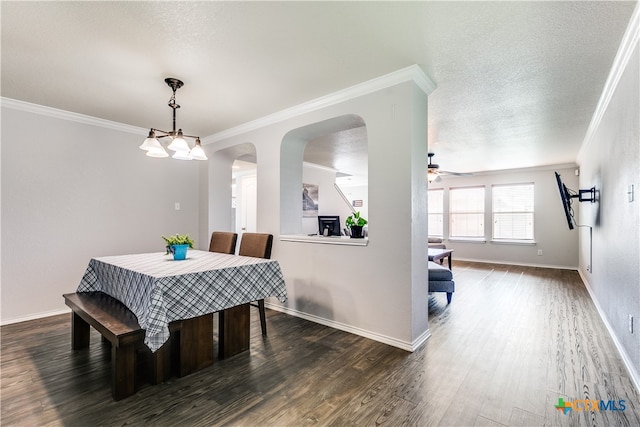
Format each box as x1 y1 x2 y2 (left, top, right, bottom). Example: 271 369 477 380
238 173 257 234
232 159 257 238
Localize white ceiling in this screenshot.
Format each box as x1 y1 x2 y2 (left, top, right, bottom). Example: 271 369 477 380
1 1 636 175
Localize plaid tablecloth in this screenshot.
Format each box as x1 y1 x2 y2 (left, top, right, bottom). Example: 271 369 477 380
77 250 287 352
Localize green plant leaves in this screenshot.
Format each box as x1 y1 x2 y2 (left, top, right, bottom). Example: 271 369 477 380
345 211 368 227
161 234 195 249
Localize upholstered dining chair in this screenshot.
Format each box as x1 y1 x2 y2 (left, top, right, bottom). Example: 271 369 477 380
208 231 238 255
238 232 273 335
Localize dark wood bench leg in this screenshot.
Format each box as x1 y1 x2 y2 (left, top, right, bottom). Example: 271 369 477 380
71 312 90 349
219 304 250 359
112 343 137 401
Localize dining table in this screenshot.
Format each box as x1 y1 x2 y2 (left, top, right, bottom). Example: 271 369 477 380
76 249 287 380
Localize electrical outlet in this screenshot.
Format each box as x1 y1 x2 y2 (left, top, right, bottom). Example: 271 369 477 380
537 249 543 256
629 315 634 334
174 202 181 211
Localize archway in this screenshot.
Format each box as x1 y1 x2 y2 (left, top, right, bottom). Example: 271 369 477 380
280 114 368 236
208 142 257 238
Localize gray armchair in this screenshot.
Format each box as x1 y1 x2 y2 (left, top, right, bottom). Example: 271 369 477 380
428 261 455 304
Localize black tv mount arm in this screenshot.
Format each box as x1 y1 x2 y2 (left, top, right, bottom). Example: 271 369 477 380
570 187 597 203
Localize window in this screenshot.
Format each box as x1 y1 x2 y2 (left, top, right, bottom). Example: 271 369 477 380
428 189 444 237
492 184 534 240
450 187 485 238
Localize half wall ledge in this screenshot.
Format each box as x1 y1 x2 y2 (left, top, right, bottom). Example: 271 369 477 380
279 235 369 246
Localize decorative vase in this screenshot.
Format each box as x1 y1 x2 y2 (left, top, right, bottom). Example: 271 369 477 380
170 244 189 260
350 225 364 238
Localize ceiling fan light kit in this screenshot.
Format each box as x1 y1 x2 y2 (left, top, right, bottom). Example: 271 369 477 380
139 78 207 161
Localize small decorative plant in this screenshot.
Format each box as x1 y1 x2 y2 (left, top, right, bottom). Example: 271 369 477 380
162 234 195 254
346 212 367 238
345 211 368 228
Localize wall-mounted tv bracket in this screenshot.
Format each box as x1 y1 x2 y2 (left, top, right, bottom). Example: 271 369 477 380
572 186 596 272
571 186 597 203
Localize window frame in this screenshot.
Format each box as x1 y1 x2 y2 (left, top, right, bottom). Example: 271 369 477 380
449 186 486 241
491 183 535 243
427 188 444 238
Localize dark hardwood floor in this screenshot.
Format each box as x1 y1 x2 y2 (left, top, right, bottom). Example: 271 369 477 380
2 261 639 426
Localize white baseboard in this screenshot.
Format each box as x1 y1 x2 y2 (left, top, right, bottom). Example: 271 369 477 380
456 257 577 271
265 302 430 352
1 308 70 326
578 269 640 394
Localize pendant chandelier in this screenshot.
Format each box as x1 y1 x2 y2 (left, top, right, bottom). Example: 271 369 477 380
139 78 207 160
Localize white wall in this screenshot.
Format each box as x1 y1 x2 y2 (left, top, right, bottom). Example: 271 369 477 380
339 183 369 221
429 165 580 269
206 79 431 350
1 103 200 323
576 5 640 386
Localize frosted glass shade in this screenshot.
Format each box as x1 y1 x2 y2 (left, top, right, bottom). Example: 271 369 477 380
146 146 169 158
190 140 208 160
427 170 440 183
167 132 190 152
139 132 163 151
172 150 193 160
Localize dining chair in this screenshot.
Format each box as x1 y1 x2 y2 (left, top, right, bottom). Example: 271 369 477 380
208 231 238 255
238 232 273 335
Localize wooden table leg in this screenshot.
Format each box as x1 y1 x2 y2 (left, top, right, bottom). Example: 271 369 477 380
174 314 214 377
219 303 250 359
149 340 172 384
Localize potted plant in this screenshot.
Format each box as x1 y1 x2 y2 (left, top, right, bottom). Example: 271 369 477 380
345 211 367 238
162 234 195 260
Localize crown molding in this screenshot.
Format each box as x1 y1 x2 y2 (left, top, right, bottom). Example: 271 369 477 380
1 97 145 135
203 64 436 144
578 2 639 163
2 64 436 144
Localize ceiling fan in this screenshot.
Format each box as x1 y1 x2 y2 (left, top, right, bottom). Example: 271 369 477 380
427 152 471 183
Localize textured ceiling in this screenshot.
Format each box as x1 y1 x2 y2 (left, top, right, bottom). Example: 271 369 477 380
1 1 636 176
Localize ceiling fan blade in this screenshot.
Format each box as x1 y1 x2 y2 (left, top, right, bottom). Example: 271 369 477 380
439 170 472 176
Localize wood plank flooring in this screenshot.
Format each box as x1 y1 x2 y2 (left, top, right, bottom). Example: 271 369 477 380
2 261 639 426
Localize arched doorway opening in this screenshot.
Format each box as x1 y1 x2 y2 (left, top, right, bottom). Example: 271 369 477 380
280 114 368 236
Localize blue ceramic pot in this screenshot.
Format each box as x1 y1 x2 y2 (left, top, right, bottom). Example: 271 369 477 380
170 244 189 260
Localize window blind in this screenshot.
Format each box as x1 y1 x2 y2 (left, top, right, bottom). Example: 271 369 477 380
428 189 444 237
492 184 534 240
450 187 485 238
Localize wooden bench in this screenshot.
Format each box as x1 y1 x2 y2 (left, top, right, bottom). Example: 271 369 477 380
63 292 146 400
